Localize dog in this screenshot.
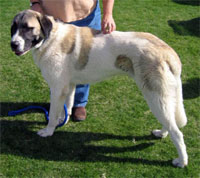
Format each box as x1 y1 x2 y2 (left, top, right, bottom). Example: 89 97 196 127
11 10 188 167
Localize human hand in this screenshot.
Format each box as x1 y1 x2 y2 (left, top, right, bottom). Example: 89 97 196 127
102 14 116 34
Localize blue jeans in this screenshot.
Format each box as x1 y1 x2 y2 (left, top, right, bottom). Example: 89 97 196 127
69 0 101 107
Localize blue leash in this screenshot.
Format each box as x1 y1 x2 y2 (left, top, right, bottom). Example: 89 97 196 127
8 104 68 128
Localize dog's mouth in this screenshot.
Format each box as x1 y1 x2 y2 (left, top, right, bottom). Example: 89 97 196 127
14 50 29 56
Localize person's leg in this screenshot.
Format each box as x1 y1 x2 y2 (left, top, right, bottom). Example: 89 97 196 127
71 0 101 121
72 84 90 121
74 84 90 107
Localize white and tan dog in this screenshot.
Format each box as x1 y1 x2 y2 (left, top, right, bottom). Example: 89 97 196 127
11 10 188 167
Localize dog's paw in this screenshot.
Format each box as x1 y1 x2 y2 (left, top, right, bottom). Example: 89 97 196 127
172 158 188 168
152 129 168 138
37 127 55 137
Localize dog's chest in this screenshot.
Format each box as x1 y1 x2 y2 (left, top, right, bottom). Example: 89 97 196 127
33 49 66 83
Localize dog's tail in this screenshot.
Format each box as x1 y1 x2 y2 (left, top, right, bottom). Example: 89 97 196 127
175 77 187 128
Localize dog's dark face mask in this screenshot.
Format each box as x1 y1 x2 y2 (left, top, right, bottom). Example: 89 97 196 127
10 10 52 56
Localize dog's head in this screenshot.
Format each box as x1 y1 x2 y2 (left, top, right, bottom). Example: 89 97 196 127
11 10 52 56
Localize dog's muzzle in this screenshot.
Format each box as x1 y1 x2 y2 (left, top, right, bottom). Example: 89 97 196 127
11 41 26 56
11 41 19 50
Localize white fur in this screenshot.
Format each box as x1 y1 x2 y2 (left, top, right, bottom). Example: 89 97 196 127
17 16 188 167
11 30 25 52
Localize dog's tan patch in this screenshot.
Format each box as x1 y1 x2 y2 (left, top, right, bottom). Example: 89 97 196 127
115 55 134 73
138 53 162 91
21 11 42 36
75 27 100 70
27 17 40 31
135 32 170 49
138 46 181 92
135 32 181 77
61 25 76 54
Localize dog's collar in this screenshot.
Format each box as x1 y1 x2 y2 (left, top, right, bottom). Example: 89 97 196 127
34 39 44 49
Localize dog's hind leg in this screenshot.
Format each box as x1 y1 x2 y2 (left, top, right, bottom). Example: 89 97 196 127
37 86 69 137
144 90 188 167
175 78 187 128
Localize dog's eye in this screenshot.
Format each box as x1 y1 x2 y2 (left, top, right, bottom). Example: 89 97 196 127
21 23 34 31
22 26 34 33
26 27 34 31
21 23 28 28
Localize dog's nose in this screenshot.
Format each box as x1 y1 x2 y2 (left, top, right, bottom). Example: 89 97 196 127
11 41 19 50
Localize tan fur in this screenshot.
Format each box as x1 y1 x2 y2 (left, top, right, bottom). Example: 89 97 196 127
61 25 76 54
136 32 170 49
30 11 58 35
139 52 163 91
25 14 42 36
135 32 181 91
27 17 40 29
136 32 181 76
75 27 100 70
115 55 134 73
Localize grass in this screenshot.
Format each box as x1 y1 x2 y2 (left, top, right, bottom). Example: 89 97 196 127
0 0 200 177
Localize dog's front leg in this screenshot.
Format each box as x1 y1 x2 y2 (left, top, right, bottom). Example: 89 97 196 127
58 84 76 125
37 88 67 137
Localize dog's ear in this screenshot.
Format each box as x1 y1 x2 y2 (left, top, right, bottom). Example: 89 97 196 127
11 12 23 37
37 15 52 39
11 20 17 37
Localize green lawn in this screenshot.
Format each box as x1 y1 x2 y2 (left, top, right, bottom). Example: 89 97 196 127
0 0 200 177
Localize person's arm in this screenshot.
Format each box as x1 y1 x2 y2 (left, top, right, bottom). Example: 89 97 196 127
30 0 43 14
102 0 116 34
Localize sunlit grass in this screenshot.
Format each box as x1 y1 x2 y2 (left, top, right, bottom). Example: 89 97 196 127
1 0 199 177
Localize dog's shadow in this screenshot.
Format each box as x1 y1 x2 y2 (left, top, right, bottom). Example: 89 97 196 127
0 118 171 167
183 77 200 99
1 77 199 167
